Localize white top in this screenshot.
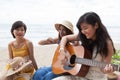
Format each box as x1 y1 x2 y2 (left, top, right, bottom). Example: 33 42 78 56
85 47 107 80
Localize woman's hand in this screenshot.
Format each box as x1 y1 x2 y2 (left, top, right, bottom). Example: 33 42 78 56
102 64 113 74
59 48 69 65
47 37 55 43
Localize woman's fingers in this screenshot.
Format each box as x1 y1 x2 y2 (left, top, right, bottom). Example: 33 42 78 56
103 64 113 73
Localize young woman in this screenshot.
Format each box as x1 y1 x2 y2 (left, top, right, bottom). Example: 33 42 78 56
33 20 79 80
56 12 115 80
7 21 38 80
38 20 78 45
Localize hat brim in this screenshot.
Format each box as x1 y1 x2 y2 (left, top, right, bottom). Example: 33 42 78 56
55 23 73 33
6 60 32 77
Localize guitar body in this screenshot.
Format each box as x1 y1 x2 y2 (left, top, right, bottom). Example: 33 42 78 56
52 43 92 77
77 49 92 77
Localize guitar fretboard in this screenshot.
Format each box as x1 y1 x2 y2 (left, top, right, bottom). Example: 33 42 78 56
75 57 119 71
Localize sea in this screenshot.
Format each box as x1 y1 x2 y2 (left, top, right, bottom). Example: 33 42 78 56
0 24 120 48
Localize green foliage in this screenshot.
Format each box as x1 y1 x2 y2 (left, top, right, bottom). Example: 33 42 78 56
112 50 120 59
111 49 120 65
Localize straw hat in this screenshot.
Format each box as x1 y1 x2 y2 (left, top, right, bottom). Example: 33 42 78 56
5 57 32 77
55 20 74 33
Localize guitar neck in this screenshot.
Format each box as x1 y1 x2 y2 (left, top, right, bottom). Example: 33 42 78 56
75 57 119 71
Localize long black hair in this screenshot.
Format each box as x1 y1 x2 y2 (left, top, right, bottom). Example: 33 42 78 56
76 12 115 57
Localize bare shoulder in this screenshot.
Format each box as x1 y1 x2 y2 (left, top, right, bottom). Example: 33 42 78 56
107 39 114 47
25 39 33 46
8 41 14 46
107 39 115 53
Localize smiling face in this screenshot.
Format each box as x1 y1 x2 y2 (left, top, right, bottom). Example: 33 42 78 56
80 22 98 40
11 21 27 38
58 25 67 38
13 26 25 39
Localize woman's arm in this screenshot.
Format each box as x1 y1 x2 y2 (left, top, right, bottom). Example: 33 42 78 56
27 41 38 70
104 40 114 63
101 40 114 73
60 34 79 49
38 37 58 45
59 34 79 64
8 42 13 59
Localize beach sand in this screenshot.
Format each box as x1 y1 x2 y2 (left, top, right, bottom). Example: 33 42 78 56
0 43 120 79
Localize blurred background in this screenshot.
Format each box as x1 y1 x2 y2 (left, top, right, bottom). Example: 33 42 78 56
0 0 120 47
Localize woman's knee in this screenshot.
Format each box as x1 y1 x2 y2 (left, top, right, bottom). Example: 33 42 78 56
32 69 43 80
32 67 51 80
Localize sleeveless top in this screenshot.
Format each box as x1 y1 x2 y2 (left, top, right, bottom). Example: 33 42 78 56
10 42 29 57
85 47 107 80
6 40 35 80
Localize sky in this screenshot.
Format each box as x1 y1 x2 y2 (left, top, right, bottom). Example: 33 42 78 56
0 0 120 26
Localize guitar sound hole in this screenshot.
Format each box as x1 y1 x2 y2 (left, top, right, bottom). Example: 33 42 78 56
70 55 76 64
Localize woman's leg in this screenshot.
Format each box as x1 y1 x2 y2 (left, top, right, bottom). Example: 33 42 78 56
43 71 61 80
32 66 52 80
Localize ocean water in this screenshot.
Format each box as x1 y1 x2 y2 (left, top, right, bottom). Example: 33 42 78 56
0 24 58 47
0 24 120 47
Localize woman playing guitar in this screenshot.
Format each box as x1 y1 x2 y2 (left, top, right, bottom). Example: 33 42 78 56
56 12 116 80
32 20 79 80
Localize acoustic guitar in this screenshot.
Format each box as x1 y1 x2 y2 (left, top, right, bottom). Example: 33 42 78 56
52 43 92 77
52 43 119 77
